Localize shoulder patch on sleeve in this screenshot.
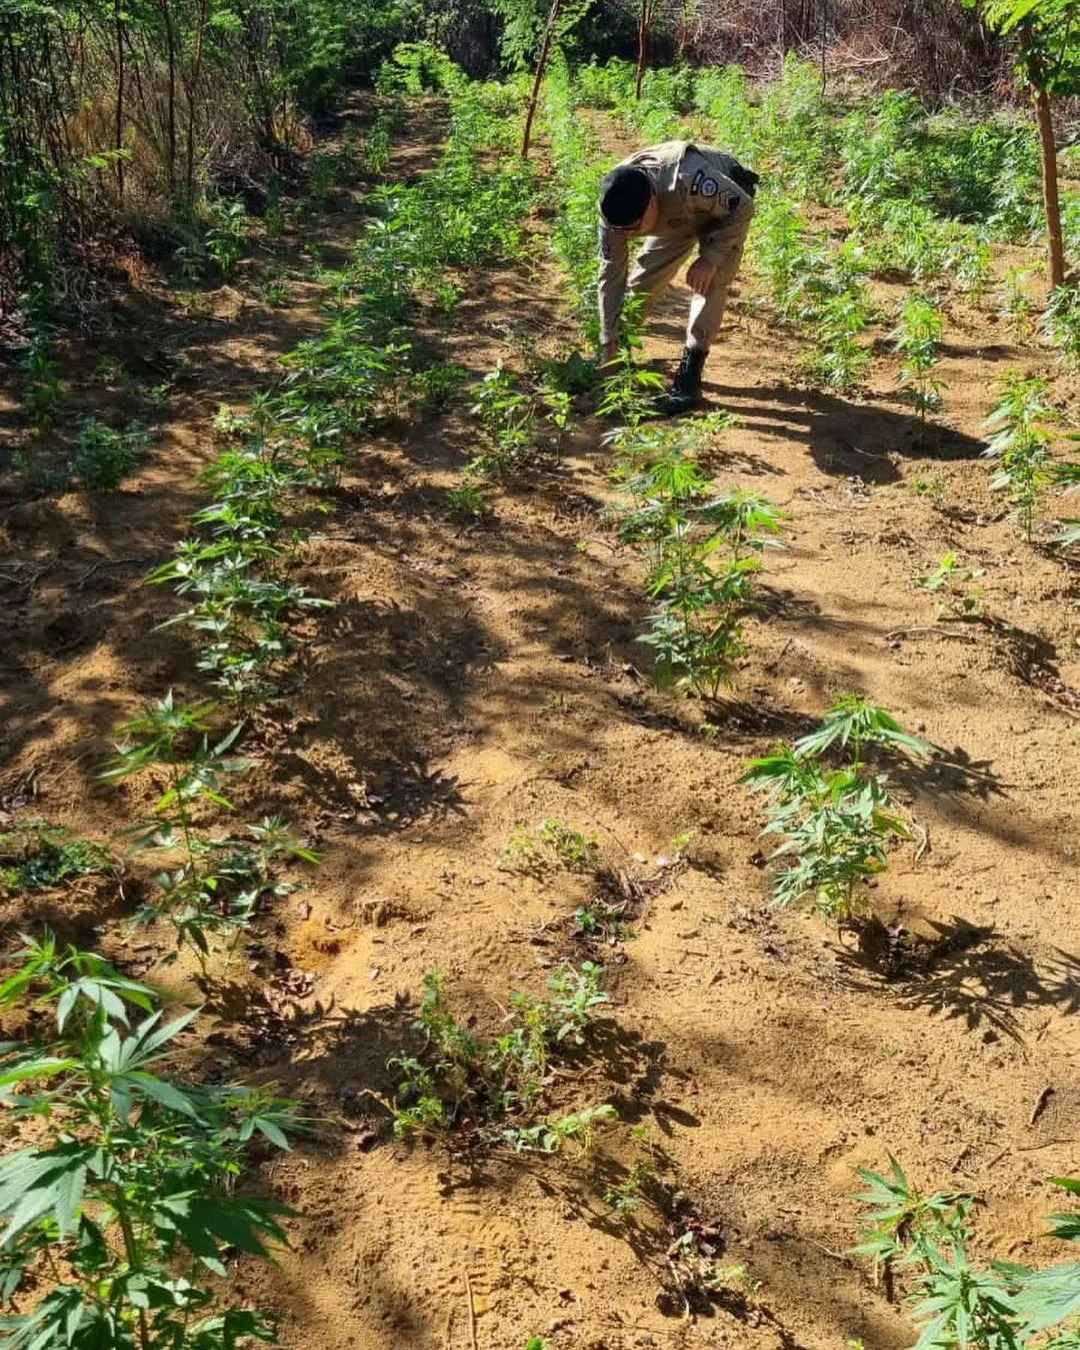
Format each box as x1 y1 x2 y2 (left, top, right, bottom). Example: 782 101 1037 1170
723 191 741 211
690 169 720 198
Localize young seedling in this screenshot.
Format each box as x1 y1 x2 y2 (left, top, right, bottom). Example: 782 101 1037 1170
415 360 468 415
597 324 666 429
469 361 541 476
100 694 313 966
982 375 1064 541
920 552 959 591
744 698 929 923
920 553 986 615
537 819 599 871
1041 283 1080 368
497 820 598 874
258 277 290 307
69 417 151 490
999 266 1035 340
603 1161 657 1212
755 759 910 921
205 196 248 275
444 480 490 523
634 474 788 699
807 282 872 390
502 1104 618 1154
891 291 945 426
909 473 946 507
386 963 610 1140
20 335 63 429
0 822 111 894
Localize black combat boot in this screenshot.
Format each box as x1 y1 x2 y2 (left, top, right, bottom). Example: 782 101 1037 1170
661 346 707 415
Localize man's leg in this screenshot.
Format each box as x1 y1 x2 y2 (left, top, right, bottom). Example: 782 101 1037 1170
685 210 753 352
662 210 753 416
627 233 695 322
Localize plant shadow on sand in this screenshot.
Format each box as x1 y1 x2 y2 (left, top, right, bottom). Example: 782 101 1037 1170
830 915 1080 1039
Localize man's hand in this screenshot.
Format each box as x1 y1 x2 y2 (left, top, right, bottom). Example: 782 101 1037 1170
686 257 717 295
599 340 620 372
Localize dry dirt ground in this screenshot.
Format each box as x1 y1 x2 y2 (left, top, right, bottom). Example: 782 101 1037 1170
2 100 1080 1350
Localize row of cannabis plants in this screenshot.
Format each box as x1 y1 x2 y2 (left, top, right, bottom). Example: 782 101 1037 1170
0 52 546 1350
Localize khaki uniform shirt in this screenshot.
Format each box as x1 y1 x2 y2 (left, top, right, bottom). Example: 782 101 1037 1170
598 140 755 346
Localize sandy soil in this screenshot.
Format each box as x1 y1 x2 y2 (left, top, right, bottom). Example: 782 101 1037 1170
2 99 1080 1350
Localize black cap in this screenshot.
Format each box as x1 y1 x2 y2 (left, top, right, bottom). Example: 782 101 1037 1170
599 166 652 227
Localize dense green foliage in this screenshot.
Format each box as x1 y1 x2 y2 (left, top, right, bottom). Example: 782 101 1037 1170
0 0 1052 324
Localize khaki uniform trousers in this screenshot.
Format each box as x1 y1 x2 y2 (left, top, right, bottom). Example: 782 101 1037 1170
627 211 752 351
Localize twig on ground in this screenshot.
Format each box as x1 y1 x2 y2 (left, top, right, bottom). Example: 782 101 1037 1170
1029 1085 1054 1128
806 1237 852 1262
764 636 795 672
77 556 141 588
886 626 978 644
463 1268 478 1350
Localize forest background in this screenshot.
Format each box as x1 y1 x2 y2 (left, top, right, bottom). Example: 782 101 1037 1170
0 0 1046 330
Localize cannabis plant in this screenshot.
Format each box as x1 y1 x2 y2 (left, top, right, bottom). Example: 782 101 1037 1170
633 468 787 699
854 1159 1080 1350
100 694 314 964
1042 282 1080 368
808 287 872 389
794 693 935 769
611 412 782 700
983 375 1061 540
892 292 945 423
596 296 665 429
743 697 930 922
468 361 540 475
0 932 299 1350
746 753 910 921
999 266 1035 339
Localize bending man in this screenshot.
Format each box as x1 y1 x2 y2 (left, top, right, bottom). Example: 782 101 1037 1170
598 140 758 414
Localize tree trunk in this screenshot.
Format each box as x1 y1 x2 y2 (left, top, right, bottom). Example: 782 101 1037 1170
184 0 208 207
1033 85 1066 287
521 0 561 159
160 0 177 195
635 0 652 99
114 0 124 200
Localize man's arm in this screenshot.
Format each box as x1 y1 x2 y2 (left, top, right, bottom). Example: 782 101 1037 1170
697 192 753 271
598 221 629 351
679 148 755 270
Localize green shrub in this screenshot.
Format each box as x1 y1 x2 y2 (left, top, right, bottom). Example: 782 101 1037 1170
70 418 151 490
